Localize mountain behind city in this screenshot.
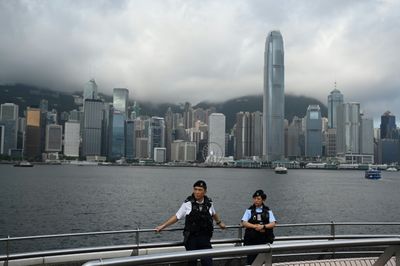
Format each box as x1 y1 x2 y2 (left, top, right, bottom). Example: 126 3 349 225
0 83 327 130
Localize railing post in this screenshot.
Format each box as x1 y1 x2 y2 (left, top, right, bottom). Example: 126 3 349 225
330 221 336 259
5 235 10 266
373 245 400 266
236 225 243 246
251 244 272 266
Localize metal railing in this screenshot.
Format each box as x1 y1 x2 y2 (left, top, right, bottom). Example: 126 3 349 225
1 222 400 264
81 238 400 266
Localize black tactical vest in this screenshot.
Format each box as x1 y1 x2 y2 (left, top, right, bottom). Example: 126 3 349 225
245 204 275 243
184 195 214 237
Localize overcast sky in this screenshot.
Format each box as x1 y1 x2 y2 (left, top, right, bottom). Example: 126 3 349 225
0 0 399 121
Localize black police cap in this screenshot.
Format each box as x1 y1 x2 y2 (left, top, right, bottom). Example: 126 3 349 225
193 180 207 190
253 189 267 200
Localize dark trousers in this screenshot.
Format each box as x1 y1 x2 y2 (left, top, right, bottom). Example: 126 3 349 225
184 234 213 266
244 232 269 265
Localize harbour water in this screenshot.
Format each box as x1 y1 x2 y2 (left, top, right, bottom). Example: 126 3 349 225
1 164 399 253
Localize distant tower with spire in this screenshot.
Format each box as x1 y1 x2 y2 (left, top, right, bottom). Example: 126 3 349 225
327 82 344 128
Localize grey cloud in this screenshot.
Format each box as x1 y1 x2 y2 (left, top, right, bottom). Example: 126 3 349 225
0 0 399 121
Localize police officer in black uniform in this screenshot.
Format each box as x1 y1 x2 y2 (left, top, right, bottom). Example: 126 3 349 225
156 180 226 266
241 190 276 265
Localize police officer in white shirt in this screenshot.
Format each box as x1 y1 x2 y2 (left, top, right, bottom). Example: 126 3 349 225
155 180 226 266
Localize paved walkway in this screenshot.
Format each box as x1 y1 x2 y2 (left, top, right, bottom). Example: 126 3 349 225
274 257 396 266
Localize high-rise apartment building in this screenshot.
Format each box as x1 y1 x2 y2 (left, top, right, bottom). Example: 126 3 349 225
263 31 285 162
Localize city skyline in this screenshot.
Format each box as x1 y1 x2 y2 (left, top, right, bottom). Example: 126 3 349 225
0 1 399 122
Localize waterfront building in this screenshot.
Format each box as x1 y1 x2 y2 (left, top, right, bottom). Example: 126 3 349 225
45 124 62 152
325 128 337 157
46 109 58 125
25 107 42 159
171 140 197 162
83 79 98 101
136 137 149 159
360 116 374 156
101 103 112 158
109 110 126 160
125 120 136 160
0 103 19 155
154 147 166 163
64 121 80 157
263 30 285 162
336 103 360 155
287 116 303 158
208 113 226 161
82 99 103 157
305 105 323 158
380 111 397 139
147 117 165 159
327 86 344 128
113 88 129 115
378 139 400 164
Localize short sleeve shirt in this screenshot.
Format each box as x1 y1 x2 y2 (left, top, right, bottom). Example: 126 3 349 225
241 207 276 223
175 199 216 220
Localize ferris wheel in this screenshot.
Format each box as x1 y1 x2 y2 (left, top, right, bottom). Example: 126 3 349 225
201 142 224 163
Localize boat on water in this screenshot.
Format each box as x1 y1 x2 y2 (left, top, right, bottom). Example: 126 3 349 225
13 161 33 167
386 167 398 172
274 166 288 174
365 168 381 179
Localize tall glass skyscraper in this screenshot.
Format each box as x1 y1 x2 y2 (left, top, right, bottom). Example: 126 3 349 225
380 111 397 139
327 86 344 128
263 30 284 162
113 88 129 115
110 111 125 159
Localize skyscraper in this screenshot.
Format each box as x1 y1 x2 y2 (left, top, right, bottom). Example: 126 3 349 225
336 103 360 154
305 105 322 157
0 103 19 155
380 111 397 139
147 117 165 159
64 121 80 157
25 107 42 159
110 110 125 159
113 88 129 115
327 86 344 128
208 113 225 161
263 31 284 162
83 79 98 101
82 99 103 157
45 124 62 152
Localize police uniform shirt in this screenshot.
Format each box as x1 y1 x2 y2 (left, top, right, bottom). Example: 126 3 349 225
175 199 216 220
241 207 276 223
